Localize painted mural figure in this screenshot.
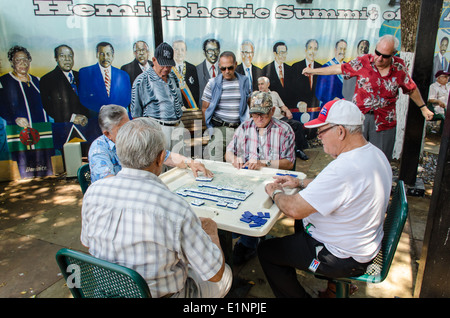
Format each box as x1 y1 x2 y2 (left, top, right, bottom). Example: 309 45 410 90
291 39 322 121
315 39 347 107
197 39 220 104
121 40 152 86
236 40 263 92
0 45 54 177
40 45 91 123
262 42 295 109
172 39 200 108
432 36 449 83
40 44 95 154
78 42 131 114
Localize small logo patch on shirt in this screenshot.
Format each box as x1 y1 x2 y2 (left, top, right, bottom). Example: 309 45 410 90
308 258 321 273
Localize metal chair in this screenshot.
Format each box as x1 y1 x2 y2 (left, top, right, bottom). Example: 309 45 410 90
56 248 151 298
331 180 409 297
77 163 91 194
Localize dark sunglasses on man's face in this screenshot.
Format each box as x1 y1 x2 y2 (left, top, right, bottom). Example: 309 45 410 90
220 66 235 71
374 49 393 59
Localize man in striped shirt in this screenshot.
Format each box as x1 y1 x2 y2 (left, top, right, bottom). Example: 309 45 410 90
224 91 295 265
202 51 252 161
81 117 232 298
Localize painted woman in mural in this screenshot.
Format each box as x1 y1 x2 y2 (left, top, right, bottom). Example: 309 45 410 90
0 45 54 178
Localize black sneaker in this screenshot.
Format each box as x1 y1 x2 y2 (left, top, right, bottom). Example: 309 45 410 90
296 149 309 160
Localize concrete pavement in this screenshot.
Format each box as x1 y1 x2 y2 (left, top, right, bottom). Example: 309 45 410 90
0 137 439 298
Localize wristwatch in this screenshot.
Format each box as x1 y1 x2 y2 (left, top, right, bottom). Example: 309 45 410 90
271 189 284 201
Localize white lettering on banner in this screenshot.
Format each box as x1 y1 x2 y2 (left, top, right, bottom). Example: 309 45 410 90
33 0 400 22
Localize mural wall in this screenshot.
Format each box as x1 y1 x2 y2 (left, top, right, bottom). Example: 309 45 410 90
0 0 443 180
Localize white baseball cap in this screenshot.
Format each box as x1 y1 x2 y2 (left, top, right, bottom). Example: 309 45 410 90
304 99 365 128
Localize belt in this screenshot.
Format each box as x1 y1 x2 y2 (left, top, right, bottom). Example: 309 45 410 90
367 110 375 114
211 117 240 128
156 119 180 127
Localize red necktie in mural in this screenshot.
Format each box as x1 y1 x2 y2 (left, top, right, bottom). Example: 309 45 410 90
279 65 284 87
212 65 216 78
104 69 111 96
309 63 313 89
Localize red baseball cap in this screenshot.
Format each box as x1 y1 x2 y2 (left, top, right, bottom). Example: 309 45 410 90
304 99 365 128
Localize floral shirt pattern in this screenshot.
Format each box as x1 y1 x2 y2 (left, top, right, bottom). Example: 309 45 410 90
342 54 417 131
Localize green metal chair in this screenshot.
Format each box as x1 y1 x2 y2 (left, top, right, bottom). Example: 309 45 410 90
330 180 409 297
77 163 91 194
55 248 151 298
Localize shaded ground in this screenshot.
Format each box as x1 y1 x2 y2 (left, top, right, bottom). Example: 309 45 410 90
0 132 441 299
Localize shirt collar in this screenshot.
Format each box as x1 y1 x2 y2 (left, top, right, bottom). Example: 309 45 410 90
117 167 166 186
101 134 116 151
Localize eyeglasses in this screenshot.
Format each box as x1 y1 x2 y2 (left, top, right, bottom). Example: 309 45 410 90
220 66 235 71
241 51 254 56
317 125 337 137
374 49 393 59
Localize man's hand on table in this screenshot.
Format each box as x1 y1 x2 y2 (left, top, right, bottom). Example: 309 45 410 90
189 160 214 178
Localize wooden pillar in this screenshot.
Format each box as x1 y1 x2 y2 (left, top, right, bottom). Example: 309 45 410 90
398 0 442 186
151 0 163 47
414 104 450 297
406 0 450 298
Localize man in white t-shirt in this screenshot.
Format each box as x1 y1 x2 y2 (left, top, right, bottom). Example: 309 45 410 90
258 99 392 298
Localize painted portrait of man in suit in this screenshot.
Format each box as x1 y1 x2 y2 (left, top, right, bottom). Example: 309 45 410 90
262 41 295 108
236 40 262 92
173 39 200 108
432 36 449 83
291 39 322 120
121 40 152 86
197 38 220 103
78 42 131 114
40 44 91 123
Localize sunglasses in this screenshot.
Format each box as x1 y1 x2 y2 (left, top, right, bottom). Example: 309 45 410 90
374 49 393 59
220 66 235 71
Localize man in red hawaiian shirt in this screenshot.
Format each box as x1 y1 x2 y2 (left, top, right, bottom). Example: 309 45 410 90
303 35 434 161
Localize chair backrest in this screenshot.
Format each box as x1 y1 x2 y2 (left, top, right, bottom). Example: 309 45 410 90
354 180 408 283
55 248 151 298
77 163 91 194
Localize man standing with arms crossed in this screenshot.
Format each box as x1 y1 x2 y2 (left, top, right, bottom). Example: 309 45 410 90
303 35 434 161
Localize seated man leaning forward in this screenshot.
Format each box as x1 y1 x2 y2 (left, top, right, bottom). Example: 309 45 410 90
225 91 295 171
81 117 232 298
88 104 212 183
258 99 392 298
225 91 295 265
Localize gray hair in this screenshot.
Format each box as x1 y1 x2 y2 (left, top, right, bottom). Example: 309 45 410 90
258 76 270 84
98 105 128 132
342 124 363 134
116 117 165 170
133 40 149 52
